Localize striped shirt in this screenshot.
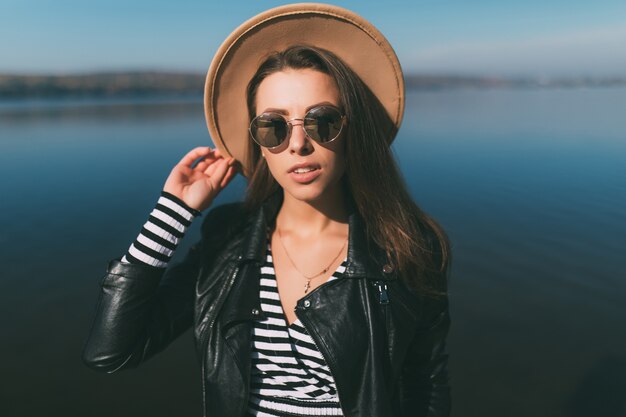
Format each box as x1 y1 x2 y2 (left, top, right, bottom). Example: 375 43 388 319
247 236 345 416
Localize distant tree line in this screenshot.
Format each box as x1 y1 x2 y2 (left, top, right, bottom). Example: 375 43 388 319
405 74 626 90
0 72 205 98
1 72 624 98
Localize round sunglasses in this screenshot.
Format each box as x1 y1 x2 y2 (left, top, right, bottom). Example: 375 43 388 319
249 105 346 149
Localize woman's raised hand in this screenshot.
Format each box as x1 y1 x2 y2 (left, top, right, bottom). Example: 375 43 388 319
163 146 239 212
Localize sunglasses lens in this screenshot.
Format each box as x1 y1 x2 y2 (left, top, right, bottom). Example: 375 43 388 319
304 106 344 143
250 113 288 148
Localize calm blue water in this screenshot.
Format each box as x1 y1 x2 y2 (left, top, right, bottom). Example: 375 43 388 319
1 88 625 417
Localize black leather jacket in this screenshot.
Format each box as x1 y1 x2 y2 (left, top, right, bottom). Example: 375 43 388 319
83 196 451 417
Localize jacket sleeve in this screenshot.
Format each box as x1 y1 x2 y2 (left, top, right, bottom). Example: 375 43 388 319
400 294 451 417
81 203 232 373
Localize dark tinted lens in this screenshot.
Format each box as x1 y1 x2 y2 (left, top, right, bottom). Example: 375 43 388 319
304 106 344 143
250 113 288 148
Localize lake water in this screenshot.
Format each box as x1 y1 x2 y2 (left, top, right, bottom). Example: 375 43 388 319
1 88 625 417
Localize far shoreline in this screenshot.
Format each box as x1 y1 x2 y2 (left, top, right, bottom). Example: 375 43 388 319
1 72 625 100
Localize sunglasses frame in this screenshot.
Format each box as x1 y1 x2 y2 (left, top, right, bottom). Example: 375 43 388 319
248 105 347 150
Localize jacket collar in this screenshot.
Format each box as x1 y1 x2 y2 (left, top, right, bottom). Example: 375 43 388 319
237 192 396 281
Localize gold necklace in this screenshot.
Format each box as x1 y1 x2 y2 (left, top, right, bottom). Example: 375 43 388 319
276 227 348 294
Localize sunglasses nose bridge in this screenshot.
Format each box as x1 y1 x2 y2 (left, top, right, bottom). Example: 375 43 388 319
286 117 311 141
281 118 312 152
285 117 305 127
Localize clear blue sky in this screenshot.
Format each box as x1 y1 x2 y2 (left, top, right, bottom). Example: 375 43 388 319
1 0 625 76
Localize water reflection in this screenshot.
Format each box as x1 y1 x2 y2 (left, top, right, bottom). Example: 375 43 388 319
1 88 625 417
565 355 626 417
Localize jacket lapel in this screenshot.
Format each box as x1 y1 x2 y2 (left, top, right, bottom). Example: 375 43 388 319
215 199 272 387
217 261 263 388
343 210 397 282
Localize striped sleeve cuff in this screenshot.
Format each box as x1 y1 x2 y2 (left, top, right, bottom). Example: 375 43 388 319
121 191 201 268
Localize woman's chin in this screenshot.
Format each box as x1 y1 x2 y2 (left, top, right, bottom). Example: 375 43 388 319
276 172 346 205
283 184 328 204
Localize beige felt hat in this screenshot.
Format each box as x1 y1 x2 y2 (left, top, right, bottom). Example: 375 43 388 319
204 3 405 176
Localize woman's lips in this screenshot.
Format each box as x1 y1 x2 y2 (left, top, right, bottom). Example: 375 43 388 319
289 167 321 183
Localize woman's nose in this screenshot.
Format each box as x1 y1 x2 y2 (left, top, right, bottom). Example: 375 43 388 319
288 121 313 155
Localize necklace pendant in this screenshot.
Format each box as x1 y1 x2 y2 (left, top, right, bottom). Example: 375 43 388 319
304 281 310 293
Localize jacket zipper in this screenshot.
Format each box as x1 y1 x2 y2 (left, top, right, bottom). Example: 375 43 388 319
373 280 390 305
373 280 393 363
200 261 241 417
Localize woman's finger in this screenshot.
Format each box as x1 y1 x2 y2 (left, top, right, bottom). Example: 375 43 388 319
196 153 231 173
219 164 239 189
194 160 210 172
209 158 232 188
177 146 215 168
219 167 233 189
203 156 228 177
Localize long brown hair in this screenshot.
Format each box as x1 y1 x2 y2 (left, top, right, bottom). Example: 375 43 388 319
243 45 450 297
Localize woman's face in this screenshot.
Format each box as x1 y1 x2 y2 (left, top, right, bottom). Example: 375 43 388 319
255 68 346 203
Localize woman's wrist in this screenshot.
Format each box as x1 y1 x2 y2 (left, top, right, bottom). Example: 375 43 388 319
160 190 202 217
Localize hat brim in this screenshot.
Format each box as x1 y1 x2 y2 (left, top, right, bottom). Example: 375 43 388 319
204 3 405 177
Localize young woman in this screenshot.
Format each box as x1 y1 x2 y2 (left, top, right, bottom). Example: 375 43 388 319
83 4 451 417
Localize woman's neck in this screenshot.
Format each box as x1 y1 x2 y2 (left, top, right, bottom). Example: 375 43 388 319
275 185 350 238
